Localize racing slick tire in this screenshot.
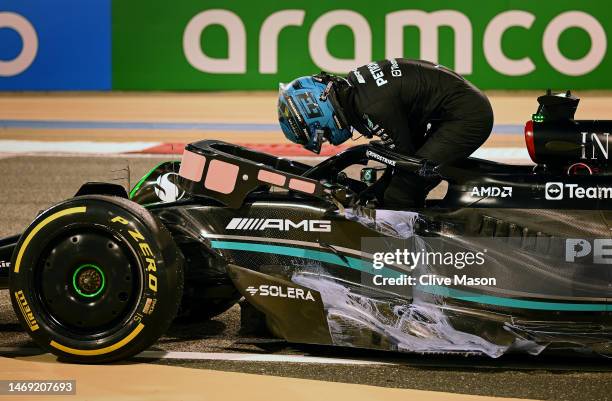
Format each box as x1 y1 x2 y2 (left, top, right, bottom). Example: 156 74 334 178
9 195 184 363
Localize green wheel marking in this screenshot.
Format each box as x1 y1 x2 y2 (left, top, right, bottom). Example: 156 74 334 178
72 264 106 298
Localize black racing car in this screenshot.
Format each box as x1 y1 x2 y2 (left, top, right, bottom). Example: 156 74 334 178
0 91 611 363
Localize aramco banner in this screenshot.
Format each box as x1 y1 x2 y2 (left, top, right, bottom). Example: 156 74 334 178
111 0 611 90
0 0 610 90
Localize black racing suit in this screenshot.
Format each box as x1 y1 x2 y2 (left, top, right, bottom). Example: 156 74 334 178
337 59 493 208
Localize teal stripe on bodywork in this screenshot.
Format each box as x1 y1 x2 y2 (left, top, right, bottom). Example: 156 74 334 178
211 240 610 312
418 285 608 312
211 240 401 278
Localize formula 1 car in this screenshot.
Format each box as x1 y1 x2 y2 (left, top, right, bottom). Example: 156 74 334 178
0 91 611 363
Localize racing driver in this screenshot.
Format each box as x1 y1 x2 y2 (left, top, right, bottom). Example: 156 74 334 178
277 58 494 209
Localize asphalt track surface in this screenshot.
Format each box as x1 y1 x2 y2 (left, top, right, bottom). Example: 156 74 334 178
0 154 611 401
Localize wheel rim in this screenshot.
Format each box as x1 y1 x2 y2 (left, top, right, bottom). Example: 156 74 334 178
72 264 106 298
35 229 141 336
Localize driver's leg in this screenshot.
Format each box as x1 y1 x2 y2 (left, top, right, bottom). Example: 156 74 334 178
383 104 492 209
415 119 492 165
415 93 493 164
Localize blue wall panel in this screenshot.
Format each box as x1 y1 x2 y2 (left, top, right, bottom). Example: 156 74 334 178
0 0 111 90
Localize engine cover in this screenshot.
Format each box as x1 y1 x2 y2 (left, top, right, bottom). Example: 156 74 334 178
525 120 611 167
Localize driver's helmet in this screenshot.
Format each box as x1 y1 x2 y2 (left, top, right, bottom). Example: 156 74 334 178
277 74 352 154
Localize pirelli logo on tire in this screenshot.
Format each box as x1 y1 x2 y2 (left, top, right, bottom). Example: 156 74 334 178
14 290 39 332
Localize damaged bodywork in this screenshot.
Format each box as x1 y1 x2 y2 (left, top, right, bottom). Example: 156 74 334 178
132 137 611 358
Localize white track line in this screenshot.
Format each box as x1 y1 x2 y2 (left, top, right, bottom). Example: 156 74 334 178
136 350 394 365
472 147 530 160
0 140 160 154
0 347 393 365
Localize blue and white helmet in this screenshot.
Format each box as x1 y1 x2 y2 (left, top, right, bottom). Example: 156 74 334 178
277 75 352 154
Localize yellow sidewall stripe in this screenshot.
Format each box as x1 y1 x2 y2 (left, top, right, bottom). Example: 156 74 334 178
50 323 145 356
14 206 87 273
